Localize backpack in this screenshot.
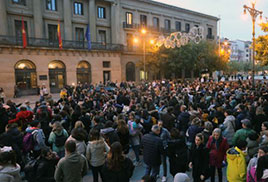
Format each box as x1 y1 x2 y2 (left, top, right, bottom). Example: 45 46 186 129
23 131 37 153
54 132 67 147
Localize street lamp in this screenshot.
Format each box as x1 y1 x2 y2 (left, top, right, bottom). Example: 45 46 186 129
141 28 147 80
243 0 263 87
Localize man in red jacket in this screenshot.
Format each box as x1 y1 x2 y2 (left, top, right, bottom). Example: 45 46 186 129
9 105 33 131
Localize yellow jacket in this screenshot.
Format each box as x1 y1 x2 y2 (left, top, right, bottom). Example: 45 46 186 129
226 147 247 182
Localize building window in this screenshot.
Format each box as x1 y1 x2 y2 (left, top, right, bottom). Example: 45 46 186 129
246 54 249 57
48 24 58 42
140 15 147 27
74 2 83 15
208 28 212 36
126 12 133 25
12 0 26 5
185 23 190 33
46 0 57 11
98 30 106 44
153 17 159 30
98 7 106 19
164 19 171 31
75 28 84 41
103 61 111 68
15 20 28 38
175 21 181 31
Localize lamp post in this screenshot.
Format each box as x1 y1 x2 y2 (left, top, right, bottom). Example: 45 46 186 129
133 29 155 81
243 0 263 87
141 28 147 80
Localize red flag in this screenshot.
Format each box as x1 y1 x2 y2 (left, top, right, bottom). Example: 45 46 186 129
57 22 62 49
22 16 27 48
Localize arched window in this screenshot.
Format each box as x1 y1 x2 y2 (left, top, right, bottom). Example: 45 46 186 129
14 60 37 95
77 61 91 84
48 60 66 93
126 62 136 81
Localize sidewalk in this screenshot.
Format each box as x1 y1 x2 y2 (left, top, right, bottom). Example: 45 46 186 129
6 94 60 106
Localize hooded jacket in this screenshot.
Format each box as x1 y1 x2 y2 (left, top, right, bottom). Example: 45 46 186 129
54 152 88 182
227 147 247 182
222 115 236 145
0 164 21 182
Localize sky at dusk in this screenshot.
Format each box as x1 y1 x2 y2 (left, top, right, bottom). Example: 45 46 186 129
154 0 267 41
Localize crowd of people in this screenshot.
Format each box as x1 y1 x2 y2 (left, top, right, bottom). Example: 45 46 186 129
0 78 268 182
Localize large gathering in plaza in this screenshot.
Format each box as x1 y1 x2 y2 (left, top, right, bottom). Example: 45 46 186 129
1 0 268 182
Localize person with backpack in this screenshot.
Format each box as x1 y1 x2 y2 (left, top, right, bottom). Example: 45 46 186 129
48 122 68 158
24 120 47 158
36 103 52 139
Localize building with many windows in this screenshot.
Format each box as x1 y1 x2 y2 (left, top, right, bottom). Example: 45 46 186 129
0 0 218 96
229 40 253 63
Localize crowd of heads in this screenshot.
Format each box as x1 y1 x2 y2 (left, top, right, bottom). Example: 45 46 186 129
0 79 268 181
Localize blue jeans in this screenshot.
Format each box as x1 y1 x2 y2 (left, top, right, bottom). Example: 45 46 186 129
132 145 140 162
145 164 160 180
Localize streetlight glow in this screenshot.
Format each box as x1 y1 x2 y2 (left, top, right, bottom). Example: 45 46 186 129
141 28 147 34
133 38 139 43
150 39 155 45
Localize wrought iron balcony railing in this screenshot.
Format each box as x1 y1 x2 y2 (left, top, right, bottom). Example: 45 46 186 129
0 35 124 51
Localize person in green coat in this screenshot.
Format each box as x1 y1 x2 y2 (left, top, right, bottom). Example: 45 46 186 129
232 119 254 146
48 122 69 158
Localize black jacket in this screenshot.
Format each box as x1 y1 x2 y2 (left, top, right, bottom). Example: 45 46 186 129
102 157 134 182
35 157 58 182
190 143 210 180
142 132 163 166
167 138 188 176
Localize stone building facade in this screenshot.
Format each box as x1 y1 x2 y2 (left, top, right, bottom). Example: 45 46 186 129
0 0 218 96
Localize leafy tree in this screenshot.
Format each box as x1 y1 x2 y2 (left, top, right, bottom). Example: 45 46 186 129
138 40 228 79
256 21 268 65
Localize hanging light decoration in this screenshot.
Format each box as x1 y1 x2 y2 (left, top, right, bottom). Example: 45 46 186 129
154 26 205 49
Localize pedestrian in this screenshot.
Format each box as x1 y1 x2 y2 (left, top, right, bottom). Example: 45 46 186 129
34 147 59 182
128 113 143 166
222 109 236 146
226 140 247 182
142 124 163 182
66 127 87 156
116 119 130 154
101 142 134 182
54 140 88 182
0 146 21 182
189 133 210 182
86 128 110 182
158 120 170 182
167 128 188 177
247 146 268 181
206 128 229 182
25 120 47 158
48 122 69 158
232 119 254 146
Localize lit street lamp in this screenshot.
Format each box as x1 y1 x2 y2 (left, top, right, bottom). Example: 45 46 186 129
133 28 155 80
243 0 263 87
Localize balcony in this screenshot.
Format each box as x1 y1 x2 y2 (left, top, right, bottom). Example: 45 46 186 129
0 35 124 51
123 22 141 30
207 35 215 40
